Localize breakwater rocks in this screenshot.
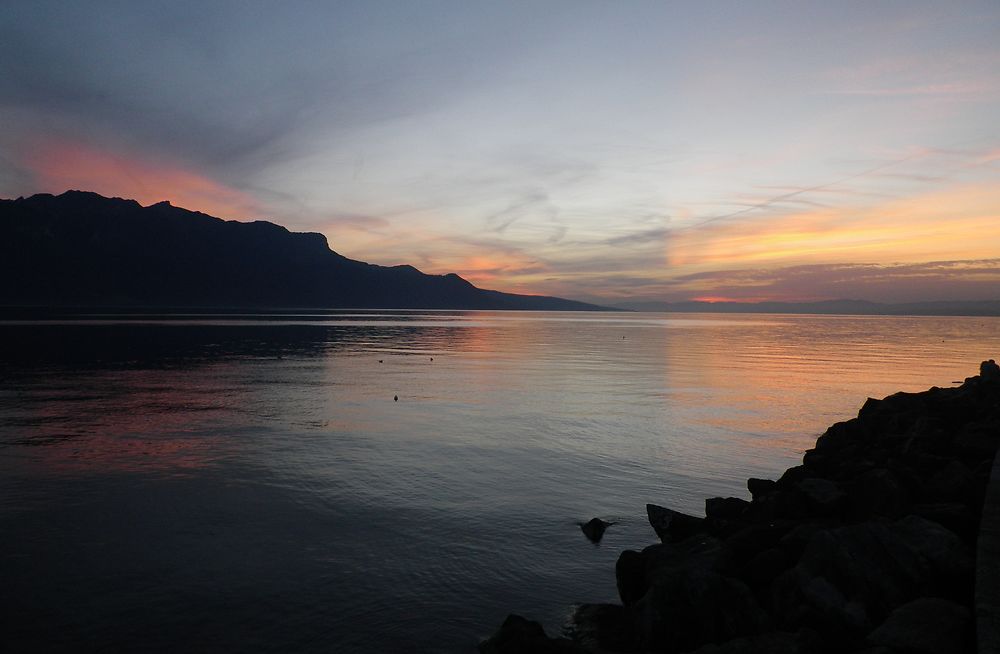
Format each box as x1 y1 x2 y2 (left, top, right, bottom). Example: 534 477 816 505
480 361 1000 653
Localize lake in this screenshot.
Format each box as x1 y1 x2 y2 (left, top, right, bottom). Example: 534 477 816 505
1 311 998 652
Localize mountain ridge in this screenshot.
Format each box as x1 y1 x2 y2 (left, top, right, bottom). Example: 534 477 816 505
0 191 607 311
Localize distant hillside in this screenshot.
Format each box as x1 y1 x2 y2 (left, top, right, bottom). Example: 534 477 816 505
0 191 606 311
614 298 1000 317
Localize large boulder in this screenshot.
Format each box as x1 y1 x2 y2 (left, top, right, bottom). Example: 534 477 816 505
478 614 586 654
771 516 972 639
647 503 705 542
568 603 638 653
635 568 769 652
866 597 971 654
617 536 722 607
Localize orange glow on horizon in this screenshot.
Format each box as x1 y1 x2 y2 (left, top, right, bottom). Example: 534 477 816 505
667 183 1000 269
24 139 260 220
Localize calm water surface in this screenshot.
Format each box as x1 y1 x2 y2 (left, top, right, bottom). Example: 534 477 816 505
2 311 999 652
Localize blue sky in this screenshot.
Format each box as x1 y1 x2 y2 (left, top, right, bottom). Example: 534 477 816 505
2 1 999 303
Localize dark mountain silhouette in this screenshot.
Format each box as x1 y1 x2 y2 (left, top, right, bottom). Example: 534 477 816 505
0 191 606 310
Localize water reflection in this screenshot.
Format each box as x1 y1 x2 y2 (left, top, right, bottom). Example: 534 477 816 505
1 312 999 652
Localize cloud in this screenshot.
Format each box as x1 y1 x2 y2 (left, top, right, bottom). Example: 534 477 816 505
22 138 260 220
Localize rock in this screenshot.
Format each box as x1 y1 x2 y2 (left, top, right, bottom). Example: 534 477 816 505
687 631 803 654
635 567 769 652
845 468 910 519
743 547 791 589
706 497 750 520
716 521 795 574
866 597 971 654
647 503 705 542
771 516 972 637
580 517 610 543
795 478 847 516
478 614 585 654
616 549 647 606
927 460 974 503
568 603 638 652
910 503 978 542
980 358 1000 381
953 422 1000 458
747 478 777 500
617 536 722 607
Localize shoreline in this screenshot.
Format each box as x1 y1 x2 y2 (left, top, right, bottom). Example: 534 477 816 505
481 361 1000 653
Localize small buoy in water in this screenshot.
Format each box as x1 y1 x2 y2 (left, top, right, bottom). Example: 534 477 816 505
394 395 398 402
379 360 383 363
430 357 433 361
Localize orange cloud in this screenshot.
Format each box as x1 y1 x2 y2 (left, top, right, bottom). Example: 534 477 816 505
668 182 1000 269
23 139 259 220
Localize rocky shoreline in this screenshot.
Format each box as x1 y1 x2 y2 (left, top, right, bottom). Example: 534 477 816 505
481 361 1000 653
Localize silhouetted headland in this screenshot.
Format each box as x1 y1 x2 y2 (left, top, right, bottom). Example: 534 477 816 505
0 191 607 311
482 360 1000 653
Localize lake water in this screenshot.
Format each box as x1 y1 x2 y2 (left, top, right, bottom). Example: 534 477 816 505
2 311 999 652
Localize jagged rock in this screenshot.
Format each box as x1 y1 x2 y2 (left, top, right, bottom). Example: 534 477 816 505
910 503 977 542
706 497 750 520
568 603 638 652
794 478 847 516
687 631 804 654
866 597 971 653
646 503 705 542
953 422 1000 457
927 461 974 503
635 567 769 653
716 521 795 574
771 516 972 638
747 478 777 499
846 468 910 519
743 547 792 589
478 614 586 654
617 536 722 607
580 518 610 543
616 549 648 606
980 358 1000 381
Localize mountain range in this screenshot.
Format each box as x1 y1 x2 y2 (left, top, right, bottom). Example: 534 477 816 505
0 191 605 311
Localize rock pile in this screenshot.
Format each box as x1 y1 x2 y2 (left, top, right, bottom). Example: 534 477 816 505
481 362 1000 653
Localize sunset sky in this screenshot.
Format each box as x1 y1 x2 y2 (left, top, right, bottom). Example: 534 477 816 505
2 0 999 304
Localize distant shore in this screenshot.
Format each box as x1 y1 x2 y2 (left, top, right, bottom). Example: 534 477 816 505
482 361 1000 653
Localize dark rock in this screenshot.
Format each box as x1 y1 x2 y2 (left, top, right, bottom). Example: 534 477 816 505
910 503 977 541
478 614 586 654
747 478 777 499
927 461 974 503
717 522 795 573
706 497 750 520
568 603 639 652
616 549 648 606
953 422 1000 458
687 631 803 654
647 503 705 542
866 597 971 654
814 419 862 453
845 468 910 519
580 517 610 543
617 535 723 607
980 358 1000 381
771 516 972 637
743 547 792 589
795 478 847 516
635 567 769 652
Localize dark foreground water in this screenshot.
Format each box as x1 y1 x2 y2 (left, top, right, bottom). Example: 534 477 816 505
2 311 999 652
